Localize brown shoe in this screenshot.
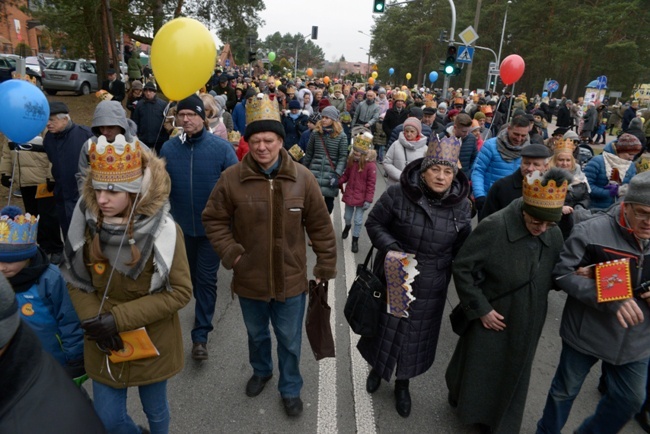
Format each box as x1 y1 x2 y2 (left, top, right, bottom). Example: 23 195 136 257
192 342 208 361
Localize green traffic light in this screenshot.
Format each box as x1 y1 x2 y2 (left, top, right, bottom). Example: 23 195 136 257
444 65 455 74
375 4 384 11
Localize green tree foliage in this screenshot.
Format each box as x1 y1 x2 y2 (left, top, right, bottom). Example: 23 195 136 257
371 0 650 98
259 32 326 70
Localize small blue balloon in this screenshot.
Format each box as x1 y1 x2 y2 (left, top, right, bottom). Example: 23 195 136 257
0 80 49 143
542 91 548 97
389 67 395 76
429 71 438 83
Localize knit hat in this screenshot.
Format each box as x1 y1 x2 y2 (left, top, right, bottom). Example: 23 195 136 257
408 107 423 120
143 81 156 91
321 106 339 122
244 94 285 141
288 100 301 110
49 101 69 115
615 133 642 155
308 113 322 124
403 118 422 136
438 102 448 112
131 80 143 90
624 171 650 206
213 94 227 111
522 168 571 222
318 98 331 111
421 135 462 174
563 130 580 141
0 273 18 349
447 109 460 119
0 206 38 263
176 94 205 120
474 111 486 121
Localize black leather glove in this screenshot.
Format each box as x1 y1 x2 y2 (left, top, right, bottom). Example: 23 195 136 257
1 174 11 188
64 358 86 379
97 335 124 352
81 313 119 342
46 178 55 192
474 196 486 210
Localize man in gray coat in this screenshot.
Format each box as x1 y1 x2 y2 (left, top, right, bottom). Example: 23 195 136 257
352 90 380 131
537 171 650 434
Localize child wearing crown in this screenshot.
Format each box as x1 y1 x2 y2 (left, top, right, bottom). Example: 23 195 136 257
338 133 377 253
61 137 192 434
0 205 85 382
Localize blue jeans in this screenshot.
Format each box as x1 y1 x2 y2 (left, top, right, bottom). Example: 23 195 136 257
376 145 385 162
93 380 169 434
344 204 366 238
239 293 306 398
184 235 220 343
536 341 648 434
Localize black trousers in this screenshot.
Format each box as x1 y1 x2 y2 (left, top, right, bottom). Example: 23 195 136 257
20 186 63 254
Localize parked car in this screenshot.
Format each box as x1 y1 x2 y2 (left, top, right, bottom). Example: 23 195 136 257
0 55 42 87
42 59 99 95
25 56 43 75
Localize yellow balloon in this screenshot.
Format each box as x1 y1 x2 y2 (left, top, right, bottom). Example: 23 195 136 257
275 80 281 87
371 71 378 79
406 73 412 80
151 18 216 101
135 41 141 48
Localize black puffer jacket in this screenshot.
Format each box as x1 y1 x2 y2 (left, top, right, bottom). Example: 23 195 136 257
358 158 472 381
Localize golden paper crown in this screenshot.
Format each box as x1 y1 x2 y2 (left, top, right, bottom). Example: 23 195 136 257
89 136 143 187
553 138 576 155
333 84 342 92
393 91 406 102
288 144 305 161
353 132 374 154
424 135 462 166
0 212 38 246
228 130 241 144
95 89 114 101
245 94 281 124
523 171 569 210
636 157 650 174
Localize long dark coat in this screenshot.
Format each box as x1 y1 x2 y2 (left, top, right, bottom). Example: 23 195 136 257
358 159 472 381
445 198 563 434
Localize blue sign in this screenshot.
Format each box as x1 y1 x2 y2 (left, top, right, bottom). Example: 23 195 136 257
547 80 559 93
456 46 474 64
597 75 607 90
225 59 230 67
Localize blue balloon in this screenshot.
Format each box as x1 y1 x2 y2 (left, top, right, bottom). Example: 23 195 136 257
542 91 548 97
429 71 438 83
0 80 49 143
388 67 395 76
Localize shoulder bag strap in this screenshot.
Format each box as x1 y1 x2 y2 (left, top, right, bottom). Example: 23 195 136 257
362 246 374 268
319 135 336 170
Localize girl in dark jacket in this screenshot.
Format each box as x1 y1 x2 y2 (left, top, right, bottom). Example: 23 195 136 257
358 135 472 418
281 100 308 150
338 133 377 253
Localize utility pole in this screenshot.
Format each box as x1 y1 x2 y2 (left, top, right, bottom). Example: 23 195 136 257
463 0 482 92
441 0 457 100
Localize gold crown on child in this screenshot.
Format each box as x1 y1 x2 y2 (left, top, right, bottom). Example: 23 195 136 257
89 136 143 185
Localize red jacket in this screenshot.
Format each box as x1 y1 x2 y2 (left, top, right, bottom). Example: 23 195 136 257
339 152 377 207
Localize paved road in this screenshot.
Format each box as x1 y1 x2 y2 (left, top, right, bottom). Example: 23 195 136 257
104 152 645 433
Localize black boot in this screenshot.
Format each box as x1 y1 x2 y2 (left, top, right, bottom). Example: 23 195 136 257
366 369 381 393
351 236 359 253
342 224 351 239
394 379 411 417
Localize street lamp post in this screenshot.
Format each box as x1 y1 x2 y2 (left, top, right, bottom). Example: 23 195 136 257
441 0 457 100
494 0 512 92
358 31 372 80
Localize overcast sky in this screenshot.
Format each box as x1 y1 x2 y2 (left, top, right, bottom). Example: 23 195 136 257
254 0 378 63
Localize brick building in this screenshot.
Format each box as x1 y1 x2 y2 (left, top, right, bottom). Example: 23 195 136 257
0 0 46 55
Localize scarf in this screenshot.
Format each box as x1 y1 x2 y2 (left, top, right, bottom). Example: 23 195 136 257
603 152 632 183
496 128 526 162
418 175 449 202
61 200 177 294
9 247 49 293
322 126 333 135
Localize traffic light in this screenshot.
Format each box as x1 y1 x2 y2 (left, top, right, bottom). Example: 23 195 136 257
248 51 256 63
444 45 457 76
373 0 385 13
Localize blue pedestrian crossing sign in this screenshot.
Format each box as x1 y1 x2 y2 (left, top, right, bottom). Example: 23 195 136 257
456 46 474 64
225 59 230 67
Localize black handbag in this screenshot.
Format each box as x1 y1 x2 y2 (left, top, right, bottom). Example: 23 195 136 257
344 247 385 337
305 280 335 361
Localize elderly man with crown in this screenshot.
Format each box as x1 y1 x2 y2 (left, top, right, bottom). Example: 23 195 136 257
446 167 569 434
536 170 650 433
159 94 238 362
202 93 337 417
359 134 472 418
62 135 192 433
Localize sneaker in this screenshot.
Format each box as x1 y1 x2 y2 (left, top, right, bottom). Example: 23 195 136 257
12 189 21 198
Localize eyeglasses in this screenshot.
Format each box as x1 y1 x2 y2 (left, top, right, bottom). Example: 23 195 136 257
630 205 650 222
524 213 557 228
177 112 199 120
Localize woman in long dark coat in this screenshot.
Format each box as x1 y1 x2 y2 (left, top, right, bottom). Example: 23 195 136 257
358 136 472 418
445 168 569 434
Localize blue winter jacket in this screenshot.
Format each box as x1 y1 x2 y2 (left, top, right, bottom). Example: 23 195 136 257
471 135 522 199
232 100 247 135
160 128 238 237
583 143 636 210
14 256 84 367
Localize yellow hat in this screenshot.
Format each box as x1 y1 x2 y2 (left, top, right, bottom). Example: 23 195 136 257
244 94 284 141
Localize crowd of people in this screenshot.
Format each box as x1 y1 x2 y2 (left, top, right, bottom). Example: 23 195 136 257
1 63 650 434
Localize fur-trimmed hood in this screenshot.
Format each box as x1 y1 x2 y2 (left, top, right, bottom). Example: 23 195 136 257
82 148 171 218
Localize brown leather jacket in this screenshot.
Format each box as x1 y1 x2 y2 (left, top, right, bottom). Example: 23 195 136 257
202 148 337 302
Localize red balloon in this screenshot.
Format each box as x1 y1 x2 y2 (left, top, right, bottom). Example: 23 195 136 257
499 54 525 85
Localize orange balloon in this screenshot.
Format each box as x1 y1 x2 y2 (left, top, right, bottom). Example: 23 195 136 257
368 77 375 85
323 76 330 85
306 68 314 77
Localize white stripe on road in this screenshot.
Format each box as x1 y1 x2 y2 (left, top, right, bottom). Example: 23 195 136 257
339 200 377 434
317 214 338 434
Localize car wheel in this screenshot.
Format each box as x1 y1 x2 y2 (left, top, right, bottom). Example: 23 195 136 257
79 82 90 96
45 89 57 96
